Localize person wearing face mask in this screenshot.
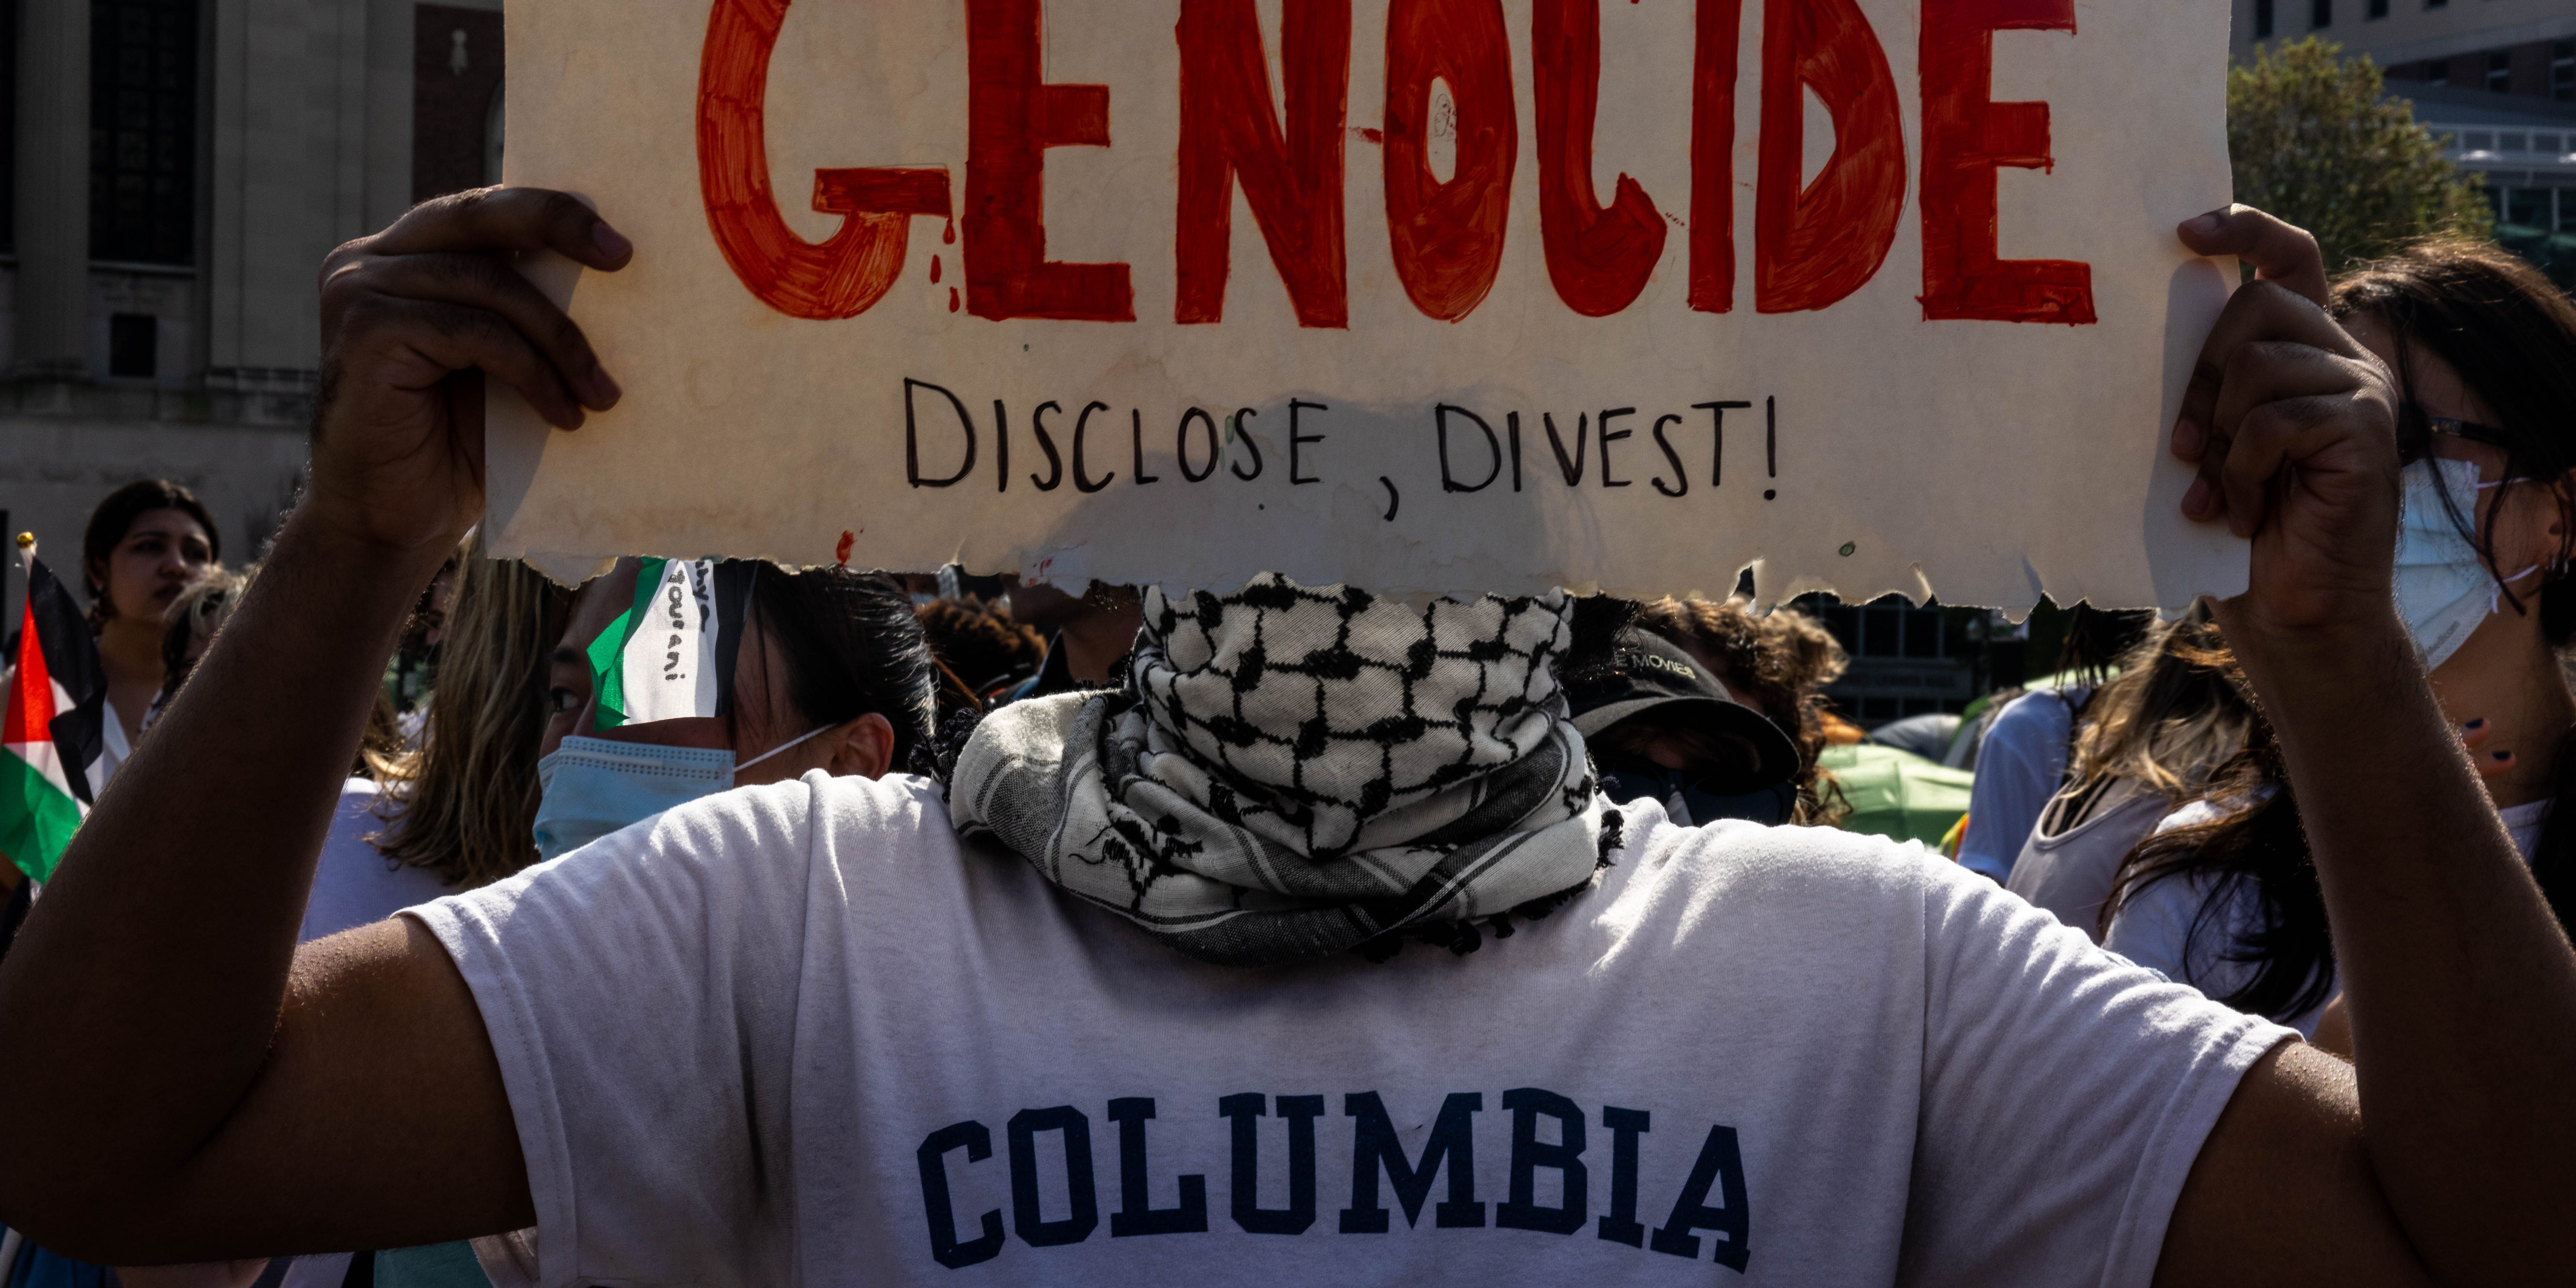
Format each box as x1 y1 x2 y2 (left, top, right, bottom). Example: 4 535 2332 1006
2102 238 2576 1037
1563 620 1803 827
1629 596 1852 826
192 556 937 1288
530 556 936 862
24 194 2576 1288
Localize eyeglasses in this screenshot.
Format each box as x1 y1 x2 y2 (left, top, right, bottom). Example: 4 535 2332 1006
2397 404 2514 463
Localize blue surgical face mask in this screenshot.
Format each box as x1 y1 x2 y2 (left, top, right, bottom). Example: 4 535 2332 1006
2395 458 2538 673
530 725 829 862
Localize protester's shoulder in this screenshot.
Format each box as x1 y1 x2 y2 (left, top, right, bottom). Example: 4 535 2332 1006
2154 797 2226 834
2151 786 2274 837
2100 854 2224 970
637 770 952 849
1987 687 2079 744
1619 803 1951 918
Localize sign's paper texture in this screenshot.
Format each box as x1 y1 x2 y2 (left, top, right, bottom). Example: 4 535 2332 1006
486 0 2244 610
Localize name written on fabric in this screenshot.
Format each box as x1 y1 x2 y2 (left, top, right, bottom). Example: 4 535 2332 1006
915 1088 1750 1272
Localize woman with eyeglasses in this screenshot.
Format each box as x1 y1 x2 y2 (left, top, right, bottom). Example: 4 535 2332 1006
2102 239 2576 1038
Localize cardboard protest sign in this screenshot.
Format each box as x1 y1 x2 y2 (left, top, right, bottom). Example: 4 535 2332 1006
485 0 2240 610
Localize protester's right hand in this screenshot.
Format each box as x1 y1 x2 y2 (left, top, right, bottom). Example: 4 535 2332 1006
2168 207 2401 648
307 187 632 561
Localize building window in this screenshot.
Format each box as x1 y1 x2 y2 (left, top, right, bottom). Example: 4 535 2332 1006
2554 41 2572 101
88 0 197 265
2488 51 2512 93
2507 187 2550 228
2255 0 2274 38
107 314 158 378
2427 58 2449 85
2 0 15 254
413 5 506 202
2368 0 2387 16
2311 0 2330 29
2425 0 2445 9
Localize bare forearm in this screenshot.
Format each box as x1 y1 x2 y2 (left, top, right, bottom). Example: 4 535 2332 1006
2248 611 2576 1280
0 510 434 1228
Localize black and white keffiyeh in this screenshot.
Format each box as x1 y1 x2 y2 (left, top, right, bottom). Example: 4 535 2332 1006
948 576 1615 967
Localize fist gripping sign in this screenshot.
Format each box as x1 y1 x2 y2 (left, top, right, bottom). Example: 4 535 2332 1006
487 0 2238 611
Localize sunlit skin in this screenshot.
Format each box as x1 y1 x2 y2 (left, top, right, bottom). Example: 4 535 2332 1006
86 508 215 747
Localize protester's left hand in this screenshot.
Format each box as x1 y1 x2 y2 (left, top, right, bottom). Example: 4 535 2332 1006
2167 207 2401 649
306 187 633 565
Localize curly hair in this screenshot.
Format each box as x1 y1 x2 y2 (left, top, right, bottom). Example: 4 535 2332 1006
1633 596 1849 825
917 595 1045 697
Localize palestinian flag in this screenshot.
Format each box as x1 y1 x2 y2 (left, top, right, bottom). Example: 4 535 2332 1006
586 557 724 730
2 555 107 882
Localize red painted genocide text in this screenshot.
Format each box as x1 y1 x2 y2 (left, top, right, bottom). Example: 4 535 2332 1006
694 0 2095 327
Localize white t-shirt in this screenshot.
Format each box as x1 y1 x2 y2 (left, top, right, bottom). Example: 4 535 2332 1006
2103 797 2548 1037
298 779 454 943
409 773 2292 1288
1956 690 2088 883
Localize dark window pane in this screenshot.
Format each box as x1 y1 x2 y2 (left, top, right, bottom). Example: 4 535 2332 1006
1903 610 1942 658
2507 188 2549 228
1860 606 1895 657
107 313 158 378
88 0 195 264
1860 697 1898 722
2489 50 2511 93
1823 605 1859 655
0 0 12 254
2367 0 2386 16
2255 0 2274 37
2310 0 2330 29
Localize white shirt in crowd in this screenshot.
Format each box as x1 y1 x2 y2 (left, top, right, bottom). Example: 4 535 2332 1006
2102 796 2549 1037
408 773 2292 1288
1954 689 2089 883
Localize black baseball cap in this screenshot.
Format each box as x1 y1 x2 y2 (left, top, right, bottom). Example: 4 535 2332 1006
1562 629 1801 788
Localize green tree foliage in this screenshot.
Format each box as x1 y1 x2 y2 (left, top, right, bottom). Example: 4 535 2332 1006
2229 37 2493 273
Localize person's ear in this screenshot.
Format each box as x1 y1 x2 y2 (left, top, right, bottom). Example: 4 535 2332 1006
822 712 899 780
2551 469 2576 559
2523 469 2576 574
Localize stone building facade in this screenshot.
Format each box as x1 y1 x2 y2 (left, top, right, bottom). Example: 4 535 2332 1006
3 0 500 594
